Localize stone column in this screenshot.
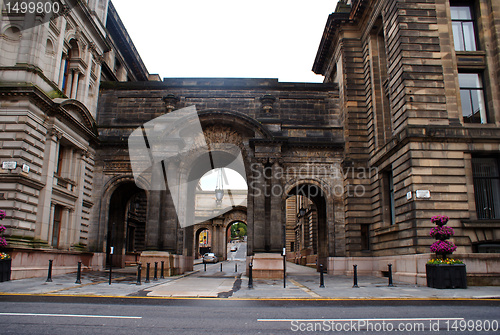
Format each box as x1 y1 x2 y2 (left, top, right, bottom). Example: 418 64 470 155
160 184 178 252
47 204 56 244
213 219 224 259
250 162 266 252
72 150 87 246
35 128 61 242
65 70 73 96
58 208 72 249
145 163 163 250
70 71 80 99
58 54 67 88
269 160 283 252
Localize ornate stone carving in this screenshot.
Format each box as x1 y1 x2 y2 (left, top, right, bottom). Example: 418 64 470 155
259 94 276 113
47 127 62 140
162 94 179 113
203 126 245 150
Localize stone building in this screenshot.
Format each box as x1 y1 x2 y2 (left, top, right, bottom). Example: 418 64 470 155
0 0 150 278
1 0 499 284
313 0 500 284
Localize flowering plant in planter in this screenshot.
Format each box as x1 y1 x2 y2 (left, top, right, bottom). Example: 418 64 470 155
431 215 449 226
0 252 9 260
426 215 467 288
430 240 457 254
429 226 455 240
427 258 463 265
0 210 9 259
427 215 459 260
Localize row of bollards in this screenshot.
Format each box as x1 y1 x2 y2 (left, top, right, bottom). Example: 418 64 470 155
46 259 169 286
139 261 165 285
46 259 395 289
351 263 394 288
46 260 83 284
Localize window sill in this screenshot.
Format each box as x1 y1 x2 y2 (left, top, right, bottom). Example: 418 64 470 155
462 219 500 228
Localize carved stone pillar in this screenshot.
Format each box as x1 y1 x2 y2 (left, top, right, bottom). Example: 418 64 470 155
145 163 163 250
250 161 266 252
269 160 283 252
35 127 61 242
160 182 178 253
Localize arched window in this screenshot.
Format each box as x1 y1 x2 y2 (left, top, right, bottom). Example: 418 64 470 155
44 39 56 80
61 39 80 97
1 27 21 66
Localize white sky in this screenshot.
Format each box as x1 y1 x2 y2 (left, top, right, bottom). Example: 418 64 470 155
199 168 247 190
111 0 338 83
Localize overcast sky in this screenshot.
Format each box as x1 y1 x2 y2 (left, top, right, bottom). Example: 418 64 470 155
111 1 338 83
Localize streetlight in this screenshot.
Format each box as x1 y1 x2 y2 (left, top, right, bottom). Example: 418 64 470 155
215 168 224 204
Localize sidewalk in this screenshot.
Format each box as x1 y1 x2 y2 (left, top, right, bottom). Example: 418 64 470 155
1 261 499 300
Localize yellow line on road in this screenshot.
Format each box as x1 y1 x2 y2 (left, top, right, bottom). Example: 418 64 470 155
288 279 322 298
0 293 499 302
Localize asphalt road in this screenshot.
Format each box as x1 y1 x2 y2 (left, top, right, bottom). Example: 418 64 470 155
0 296 499 335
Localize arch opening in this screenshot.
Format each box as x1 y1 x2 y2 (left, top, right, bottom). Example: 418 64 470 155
285 183 328 272
195 227 212 259
106 182 147 268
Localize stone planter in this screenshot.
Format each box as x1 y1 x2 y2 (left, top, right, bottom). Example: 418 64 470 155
426 264 467 289
0 258 11 282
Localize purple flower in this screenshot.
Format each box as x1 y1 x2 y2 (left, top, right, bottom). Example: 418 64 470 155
430 240 457 254
0 210 5 220
431 215 449 226
429 225 455 238
0 225 5 234
0 237 7 247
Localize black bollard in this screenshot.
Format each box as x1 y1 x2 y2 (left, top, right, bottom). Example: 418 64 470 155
220 262 223 272
145 263 150 283
388 263 394 287
46 259 53 282
353 264 359 288
154 262 158 281
75 261 82 284
161 261 165 279
204 260 207 272
248 263 253 289
109 253 112 285
235 263 237 272
319 264 325 288
136 263 142 285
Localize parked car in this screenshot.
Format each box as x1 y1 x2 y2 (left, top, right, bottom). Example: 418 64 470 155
230 246 238 252
203 253 218 263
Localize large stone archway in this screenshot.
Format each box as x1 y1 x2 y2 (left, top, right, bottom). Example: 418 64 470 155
95 78 344 276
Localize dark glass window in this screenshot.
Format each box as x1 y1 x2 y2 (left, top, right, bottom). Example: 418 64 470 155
389 172 396 225
383 171 396 225
472 157 500 219
51 205 63 247
459 73 487 124
361 225 370 250
451 4 478 51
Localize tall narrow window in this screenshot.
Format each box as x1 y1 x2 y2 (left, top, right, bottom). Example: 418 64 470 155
472 157 500 219
383 171 396 225
51 205 63 247
451 4 478 51
388 172 396 225
61 57 70 93
459 73 487 124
